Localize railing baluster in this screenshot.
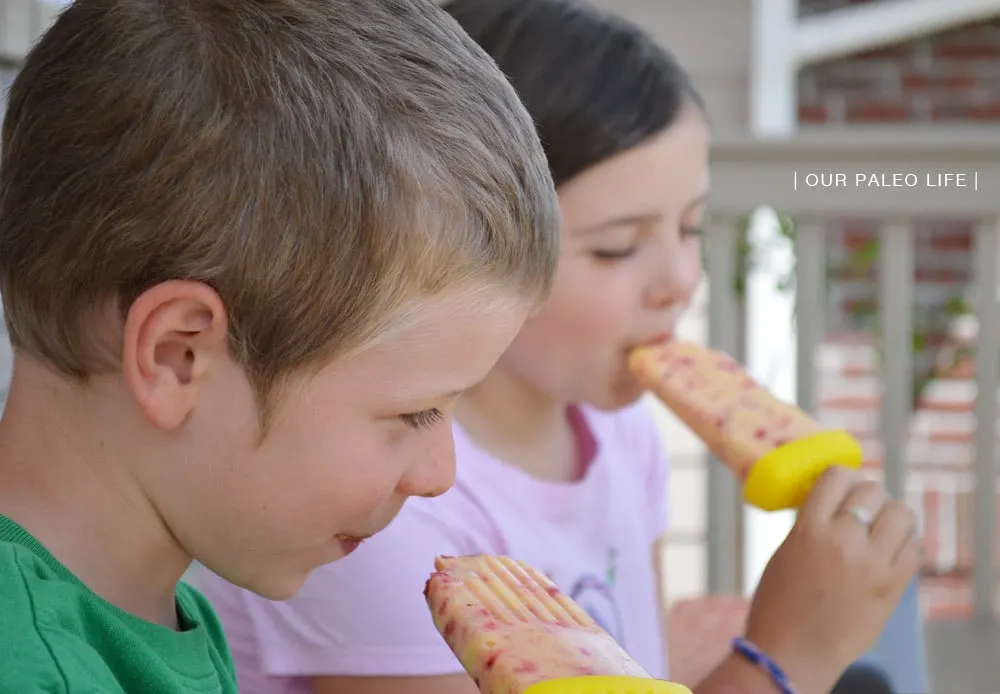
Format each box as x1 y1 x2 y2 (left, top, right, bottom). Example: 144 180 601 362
878 221 914 501
706 218 742 595
973 217 999 619
794 221 826 415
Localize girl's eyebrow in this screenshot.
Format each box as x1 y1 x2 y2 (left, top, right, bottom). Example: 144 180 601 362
575 192 709 235
574 212 662 235
684 192 710 215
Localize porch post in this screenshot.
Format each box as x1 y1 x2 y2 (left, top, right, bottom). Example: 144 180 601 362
737 0 798 597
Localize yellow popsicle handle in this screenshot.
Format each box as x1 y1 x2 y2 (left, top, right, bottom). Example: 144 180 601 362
524 676 692 694
742 429 863 511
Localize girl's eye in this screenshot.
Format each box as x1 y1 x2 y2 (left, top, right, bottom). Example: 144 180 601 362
682 226 704 239
591 247 638 261
399 408 444 430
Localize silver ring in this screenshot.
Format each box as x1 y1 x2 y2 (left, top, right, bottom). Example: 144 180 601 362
845 505 875 528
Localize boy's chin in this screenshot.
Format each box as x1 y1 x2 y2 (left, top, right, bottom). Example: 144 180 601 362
222 561 317 603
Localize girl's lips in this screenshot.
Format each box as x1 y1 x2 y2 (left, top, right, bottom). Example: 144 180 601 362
632 332 674 350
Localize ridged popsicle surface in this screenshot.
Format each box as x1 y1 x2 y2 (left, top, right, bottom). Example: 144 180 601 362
425 555 650 694
629 341 822 478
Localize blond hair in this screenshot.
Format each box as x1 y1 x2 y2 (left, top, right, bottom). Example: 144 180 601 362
0 0 558 417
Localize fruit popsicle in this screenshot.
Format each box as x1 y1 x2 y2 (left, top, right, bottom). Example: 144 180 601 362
424 554 691 694
629 341 862 511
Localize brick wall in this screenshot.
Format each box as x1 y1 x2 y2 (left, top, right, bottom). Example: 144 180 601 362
799 1 1000 617
799 16 1000 123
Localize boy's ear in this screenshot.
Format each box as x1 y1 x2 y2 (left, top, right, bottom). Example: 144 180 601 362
121 280 229 430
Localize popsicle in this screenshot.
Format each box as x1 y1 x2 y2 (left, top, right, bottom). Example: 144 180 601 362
424 554 691 694
629 340 862 511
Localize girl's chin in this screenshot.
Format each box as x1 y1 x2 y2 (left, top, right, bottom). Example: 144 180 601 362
582 381 647 412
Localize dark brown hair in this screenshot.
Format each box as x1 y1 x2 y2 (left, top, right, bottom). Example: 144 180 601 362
443 0 703 186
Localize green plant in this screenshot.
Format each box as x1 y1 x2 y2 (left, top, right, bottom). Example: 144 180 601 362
730 211 797 299
832 234 973 405
719 212 974 406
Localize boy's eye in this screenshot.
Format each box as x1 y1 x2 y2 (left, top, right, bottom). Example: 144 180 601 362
591 247 638 261
399 408 444 430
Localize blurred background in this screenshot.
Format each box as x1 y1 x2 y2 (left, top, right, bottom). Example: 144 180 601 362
3 0 999 690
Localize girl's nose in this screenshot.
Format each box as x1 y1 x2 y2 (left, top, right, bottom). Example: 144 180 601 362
643 248 702 311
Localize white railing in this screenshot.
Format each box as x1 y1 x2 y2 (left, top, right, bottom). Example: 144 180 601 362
706 129 1000 619
742 208 799 595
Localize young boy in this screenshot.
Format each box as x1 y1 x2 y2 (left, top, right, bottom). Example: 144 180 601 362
0 0 559 691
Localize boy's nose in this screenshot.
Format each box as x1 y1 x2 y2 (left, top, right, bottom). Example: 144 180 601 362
396 430 457 499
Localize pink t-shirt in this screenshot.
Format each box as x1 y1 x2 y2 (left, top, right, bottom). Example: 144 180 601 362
195 400 671 692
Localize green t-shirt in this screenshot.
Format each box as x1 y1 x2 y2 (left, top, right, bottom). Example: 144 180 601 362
0 515 237 693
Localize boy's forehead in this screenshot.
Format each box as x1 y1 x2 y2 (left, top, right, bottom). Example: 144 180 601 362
375 288 528 347
331 290 530 391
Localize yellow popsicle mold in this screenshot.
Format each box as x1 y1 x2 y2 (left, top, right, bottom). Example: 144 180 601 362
525 676 692 694
742 429 863 511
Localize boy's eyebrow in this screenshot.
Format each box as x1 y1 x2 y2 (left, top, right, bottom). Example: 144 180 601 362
424 388 467 401
393 387 466 404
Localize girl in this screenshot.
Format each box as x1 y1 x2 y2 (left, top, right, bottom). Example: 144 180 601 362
195 1 923 692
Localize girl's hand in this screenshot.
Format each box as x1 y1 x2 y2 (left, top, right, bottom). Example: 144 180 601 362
743 465 921 694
